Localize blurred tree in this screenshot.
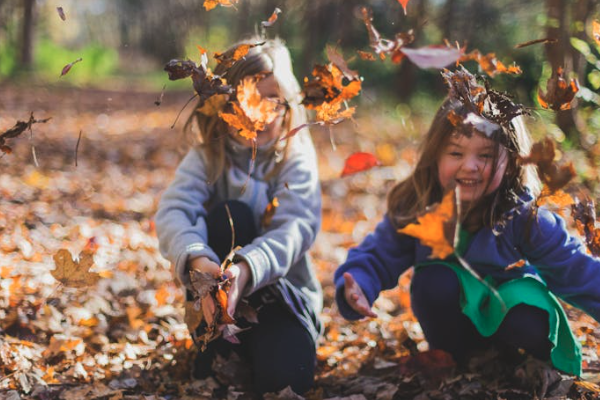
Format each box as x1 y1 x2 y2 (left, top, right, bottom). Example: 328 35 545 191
544 0 596 142
20 0 34 69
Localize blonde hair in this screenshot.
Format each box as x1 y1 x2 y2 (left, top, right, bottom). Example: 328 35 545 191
387 97 541 230
183 37 307 183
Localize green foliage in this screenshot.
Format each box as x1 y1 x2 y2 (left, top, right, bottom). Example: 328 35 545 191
0 41 17 77
34 39 118 84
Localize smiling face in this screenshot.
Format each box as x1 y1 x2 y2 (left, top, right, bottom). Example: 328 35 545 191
437 133 508 203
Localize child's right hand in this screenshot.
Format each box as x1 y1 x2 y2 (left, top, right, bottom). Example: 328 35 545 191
189 256 221 278
343 272 377 318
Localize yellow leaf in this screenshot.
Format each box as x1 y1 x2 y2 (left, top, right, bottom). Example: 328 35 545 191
398 190 456 259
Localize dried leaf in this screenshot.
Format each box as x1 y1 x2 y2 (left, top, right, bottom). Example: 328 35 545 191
203 0 237 11
572 198 600 257
520 138 576 192
214 42 266 69
51 249 100 288
190 270 218 299
537 67 579 111
401 46 463 69
302 62 361 109
340 152 381 177
261 197 279 228
593 20 600 47
460 50 521 77
261 7 282 28
505 259 526 271
360 7 414 63
60 58 83 77
397 0 410 14
0 113 50 154
56 7 66 21
398 189 457 259
514 37 557 49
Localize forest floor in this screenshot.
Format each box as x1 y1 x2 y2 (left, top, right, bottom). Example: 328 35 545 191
1 84 600 400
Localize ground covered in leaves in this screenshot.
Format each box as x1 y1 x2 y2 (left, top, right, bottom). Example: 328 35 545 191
2 84 600 400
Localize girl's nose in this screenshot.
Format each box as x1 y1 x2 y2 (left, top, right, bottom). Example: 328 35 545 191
461 156 480 172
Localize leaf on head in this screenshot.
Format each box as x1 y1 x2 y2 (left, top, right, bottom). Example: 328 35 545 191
537 67 579 111
51 249 100 288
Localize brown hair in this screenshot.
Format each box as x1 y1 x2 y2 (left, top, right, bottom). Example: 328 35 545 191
183 37 308 183
387 97 540 231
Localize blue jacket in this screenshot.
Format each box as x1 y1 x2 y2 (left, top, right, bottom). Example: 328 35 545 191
335 196 600 322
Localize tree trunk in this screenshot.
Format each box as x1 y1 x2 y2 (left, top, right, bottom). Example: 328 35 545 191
19 0 34 69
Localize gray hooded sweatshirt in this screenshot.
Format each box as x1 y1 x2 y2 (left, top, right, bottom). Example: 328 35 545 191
154 130 322 338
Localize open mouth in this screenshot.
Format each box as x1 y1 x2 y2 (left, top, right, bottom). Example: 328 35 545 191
456 179 481 187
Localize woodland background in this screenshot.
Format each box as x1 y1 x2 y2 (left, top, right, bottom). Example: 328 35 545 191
2 0 600 399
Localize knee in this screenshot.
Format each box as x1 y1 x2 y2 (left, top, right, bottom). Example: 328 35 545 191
411 264 461 307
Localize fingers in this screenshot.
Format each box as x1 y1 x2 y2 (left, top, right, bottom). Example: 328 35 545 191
342 272 377 318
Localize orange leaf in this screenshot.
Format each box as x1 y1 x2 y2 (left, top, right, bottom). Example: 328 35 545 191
537 67 579 111
398 0 410 14
51 249 100 288
459 50 521 77
315 101 355 124
505 259 526 271
261 7 282 28
593 20 600 47
398 190 456 259
203 0 237 11
261 197 279 228
341 152 381 177
214 42 265 69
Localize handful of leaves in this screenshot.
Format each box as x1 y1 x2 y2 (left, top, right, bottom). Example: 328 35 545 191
185 247 257 350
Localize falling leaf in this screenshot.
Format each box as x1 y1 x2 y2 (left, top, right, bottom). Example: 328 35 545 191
357 50 377 61
401 46 463 69
397 0 410 14
572 197 600 257
261 7 282 28
0 113 51 154
360 7 414 63
219 76 279 141
51 249 100 288
398 189 457 259
163 58 233 107
341 152 381 177
154 85 166 106
326 45 360 81
315 101 355 124
60 58 83 77
520 138 575 192
214 42 266 69
302 62 361 109
203 0 237 11
261 197 279 228
537 67 579 111
56 7 66 21
505 259 526 271
514 37 557 49
592 20 600 47
460 50 521 77
536 188 574 209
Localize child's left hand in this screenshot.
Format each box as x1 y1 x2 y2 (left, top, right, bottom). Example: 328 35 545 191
223 260 251 319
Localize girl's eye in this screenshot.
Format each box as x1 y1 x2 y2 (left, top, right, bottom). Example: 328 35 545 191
480 153 493 159
449 151 462 157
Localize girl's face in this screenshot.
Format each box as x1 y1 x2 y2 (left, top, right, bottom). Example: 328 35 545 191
437 133 508 202
229 74 288 147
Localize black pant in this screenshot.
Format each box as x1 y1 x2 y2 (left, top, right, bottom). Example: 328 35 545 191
410 264 552 364
193 200 316 395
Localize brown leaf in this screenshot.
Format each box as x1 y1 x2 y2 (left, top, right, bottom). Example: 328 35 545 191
56 7 66 21
60 58 83 77
537 67 579 111
514 37 557 49
459 50 522 77
520 138 576 192
51 249 100 288
0 113 51 154
214 42 266 69
190 270 218 299
360 7 414 63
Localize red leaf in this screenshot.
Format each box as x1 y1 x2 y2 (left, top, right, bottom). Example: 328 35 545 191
401 46 463 69
341 152 381 177
60 57 82 77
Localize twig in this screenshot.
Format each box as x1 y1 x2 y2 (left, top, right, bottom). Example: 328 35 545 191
75 130 82 167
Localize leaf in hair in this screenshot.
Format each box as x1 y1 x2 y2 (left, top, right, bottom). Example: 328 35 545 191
398 189 457 259
537 67 579 111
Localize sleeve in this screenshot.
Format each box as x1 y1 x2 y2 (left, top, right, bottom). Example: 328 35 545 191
518 207 600 322
154 149 219 288
234 132 322 294
334 216 416 320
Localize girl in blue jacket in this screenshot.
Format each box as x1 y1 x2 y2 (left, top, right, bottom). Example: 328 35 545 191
335 70 600 376
155 38 322 394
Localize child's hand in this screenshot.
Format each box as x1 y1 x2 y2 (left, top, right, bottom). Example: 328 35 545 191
223 260 251 319
189 256 221 277
343 272 377 318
